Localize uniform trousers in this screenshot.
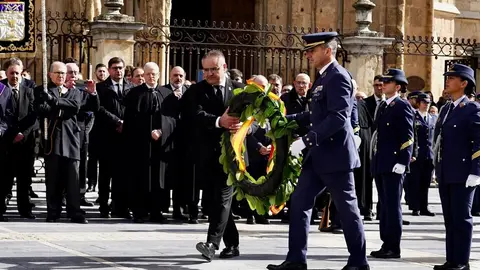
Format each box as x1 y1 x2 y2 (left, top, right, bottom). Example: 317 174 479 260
409 159 434 211
438 183 475 265
375 173 404 254
287 159 367 267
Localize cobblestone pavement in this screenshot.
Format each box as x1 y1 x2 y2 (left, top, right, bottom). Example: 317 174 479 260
0 181 479 270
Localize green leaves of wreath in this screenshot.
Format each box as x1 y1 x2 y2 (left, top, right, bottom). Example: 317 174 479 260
219 80 302 215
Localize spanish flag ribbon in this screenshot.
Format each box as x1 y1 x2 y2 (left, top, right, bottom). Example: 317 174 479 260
231 116 255 172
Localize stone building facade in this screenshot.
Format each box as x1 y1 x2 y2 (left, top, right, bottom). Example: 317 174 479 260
5 0 480 98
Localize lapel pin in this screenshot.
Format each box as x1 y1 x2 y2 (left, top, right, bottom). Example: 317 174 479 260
390 101 395 107
459 102 465 108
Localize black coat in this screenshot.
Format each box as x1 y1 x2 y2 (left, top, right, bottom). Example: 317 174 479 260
3 83 36 142
95 77 133 152
34 84 99 160
181 79 244 189
123 84 178 190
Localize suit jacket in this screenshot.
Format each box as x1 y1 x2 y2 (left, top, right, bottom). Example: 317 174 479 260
34 84 99 160
412 111 435 161
181 78 244 171
434 97 480 184
292 61 360 174
0 83 12 138
162 84 189 94
95 77 133 148
246 121 272 165
281 89 309 137
371 96 414 175
363 95 378 125
3 83 37 143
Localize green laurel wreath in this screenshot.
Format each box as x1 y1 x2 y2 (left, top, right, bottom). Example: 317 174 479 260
219 82 302 215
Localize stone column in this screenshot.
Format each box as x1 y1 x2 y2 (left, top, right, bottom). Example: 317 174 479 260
341 0 394 95
90 0 144 68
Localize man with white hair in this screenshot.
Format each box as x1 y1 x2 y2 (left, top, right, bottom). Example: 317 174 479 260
122 62 177 224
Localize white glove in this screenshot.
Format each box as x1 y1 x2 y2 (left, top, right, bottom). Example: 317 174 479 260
466 174 480 187
353 135 362 150
392 163 406 175
290 139 306 157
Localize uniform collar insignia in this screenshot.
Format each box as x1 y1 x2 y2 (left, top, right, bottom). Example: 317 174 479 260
459 102 466 108
389 101 396 107
321 72 327 78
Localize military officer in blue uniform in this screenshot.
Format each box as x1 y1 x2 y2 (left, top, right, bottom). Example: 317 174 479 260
433 64 480 270
370 69 414 259
406 91 436 216
267 32 369 270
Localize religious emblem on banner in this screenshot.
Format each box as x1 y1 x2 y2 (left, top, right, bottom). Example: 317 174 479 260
0 0 35 52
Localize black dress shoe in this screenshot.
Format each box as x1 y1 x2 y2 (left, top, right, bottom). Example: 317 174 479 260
320 224 341 233
80 197 94 207
342 265 370 270
150 213 168 224
189 218 199 224
71 216 88 224
472 212 480 217
403 220 411 225
255 216 270 224
29 191 39 199
133 217 144 223
420 210 435 216
434 262 454 270
172 213 189 221
370 249 400 259
446 264 469 270
46 217 57 222
196 242 216 261
364 214 373 221
247 217 255 224
20 212 36 219
219 246 240 258
232 213 241 220
266 261 307 270
412 210 420 216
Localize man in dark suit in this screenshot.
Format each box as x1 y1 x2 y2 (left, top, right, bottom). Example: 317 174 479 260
370 69 414 259
433 64 480 270
356 75 383 220
64 58 95 208
406 91 436 217
1 58 37 219
1 59 38 201
123 62 177 224
267 32 368 270
0 82 12 221
35 61 98 224
184 50 244 261
162 66 190 221
95 57 134 218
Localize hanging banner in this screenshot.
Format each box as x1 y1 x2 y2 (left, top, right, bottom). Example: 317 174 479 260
0 0 35 52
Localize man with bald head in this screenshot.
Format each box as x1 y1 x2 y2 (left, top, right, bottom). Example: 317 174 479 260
162 66 189 220
123 62 177 223
34 61 98 224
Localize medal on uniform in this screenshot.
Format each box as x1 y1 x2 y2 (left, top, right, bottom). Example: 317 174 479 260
313 85 323 93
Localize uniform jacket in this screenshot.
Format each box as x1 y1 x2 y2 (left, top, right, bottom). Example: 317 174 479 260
412 110 435 161
291 61 360 174
371 96 414 175
434 97 480 184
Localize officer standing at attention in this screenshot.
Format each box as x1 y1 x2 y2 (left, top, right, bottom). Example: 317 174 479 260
267 32 369 270
406 91 436 217
370 69 414 259
433 64 480 270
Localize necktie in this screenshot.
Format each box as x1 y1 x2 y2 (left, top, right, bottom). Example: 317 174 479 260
116 84 122 96
443 102 455 124
215 85 223 102
374 100 387 121
12 88 19 101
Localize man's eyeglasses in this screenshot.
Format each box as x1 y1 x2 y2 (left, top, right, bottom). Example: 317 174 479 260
53 71 66 75
203 67 221 73
296 81 309 86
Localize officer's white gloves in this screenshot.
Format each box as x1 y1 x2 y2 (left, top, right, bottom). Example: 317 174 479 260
466 174 480 187
354 135 362 150
290 139 306 157
392 163 406 175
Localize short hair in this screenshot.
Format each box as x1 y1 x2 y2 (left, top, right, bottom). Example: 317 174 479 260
95 63 106 70
132 67 143 75
3 58 23 70
125 65 134 76
202 50 225 61
22 70 30 74
321 39 338 57
107 57 125 68
229 69 243 80
63 57 78 65
268 74 283 84
374 75 383 81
